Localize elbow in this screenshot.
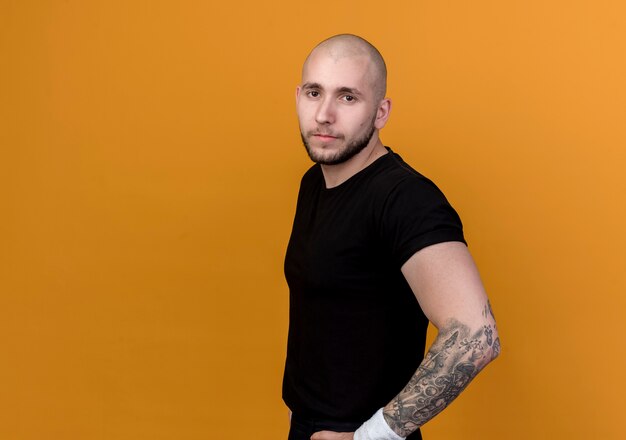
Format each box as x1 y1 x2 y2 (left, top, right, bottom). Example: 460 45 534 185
490 341 501 362
490 331 501 362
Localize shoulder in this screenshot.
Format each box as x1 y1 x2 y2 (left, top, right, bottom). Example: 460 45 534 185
295 164 323 197
375 150 466 265
300 163 322 186
370 149 450 204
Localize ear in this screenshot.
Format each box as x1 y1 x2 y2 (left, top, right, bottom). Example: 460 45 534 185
295 85 301 103
374 98 392 130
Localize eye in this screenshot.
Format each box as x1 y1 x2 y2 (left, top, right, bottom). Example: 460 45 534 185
306 90 320 98
341 95 356 103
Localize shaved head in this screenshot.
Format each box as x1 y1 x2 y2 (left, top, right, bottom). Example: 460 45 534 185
296 34 392 167
303 34 387 101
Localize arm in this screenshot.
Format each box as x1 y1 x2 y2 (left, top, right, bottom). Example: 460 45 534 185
382 241 500 437
311 241 499 440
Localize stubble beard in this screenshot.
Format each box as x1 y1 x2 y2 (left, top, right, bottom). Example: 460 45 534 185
300 120 377 166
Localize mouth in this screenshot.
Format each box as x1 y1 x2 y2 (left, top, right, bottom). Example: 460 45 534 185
312 133 339 141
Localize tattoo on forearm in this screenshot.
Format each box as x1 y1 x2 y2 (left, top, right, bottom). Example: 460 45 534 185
492 337 501 359
383 303 499 437
483 300 496 321
484 325 493 346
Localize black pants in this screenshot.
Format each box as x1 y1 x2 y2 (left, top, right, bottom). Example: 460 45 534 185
288 413 422 440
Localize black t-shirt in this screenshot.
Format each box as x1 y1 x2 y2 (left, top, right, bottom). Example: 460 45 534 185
282 148 466 426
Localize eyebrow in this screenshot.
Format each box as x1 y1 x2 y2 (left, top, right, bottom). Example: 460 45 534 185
301 82 364 97
337 86 363 96
301 82 322 90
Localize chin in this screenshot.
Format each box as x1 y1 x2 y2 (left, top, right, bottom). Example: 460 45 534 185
306 145 341 163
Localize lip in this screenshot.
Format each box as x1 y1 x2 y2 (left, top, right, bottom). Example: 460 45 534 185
313 134 338 140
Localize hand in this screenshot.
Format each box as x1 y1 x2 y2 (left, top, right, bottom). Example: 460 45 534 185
310 431 354 440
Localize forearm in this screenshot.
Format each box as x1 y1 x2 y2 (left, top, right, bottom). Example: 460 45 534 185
382 305 500 437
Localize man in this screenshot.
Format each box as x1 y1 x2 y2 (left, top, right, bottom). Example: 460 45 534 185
283 34 500 440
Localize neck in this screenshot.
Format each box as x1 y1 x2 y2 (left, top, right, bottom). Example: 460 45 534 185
320 138 388 188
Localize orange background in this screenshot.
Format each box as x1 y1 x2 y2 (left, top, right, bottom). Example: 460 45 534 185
2 1 625 439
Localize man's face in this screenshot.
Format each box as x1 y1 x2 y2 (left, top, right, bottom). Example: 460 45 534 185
296 52 382 165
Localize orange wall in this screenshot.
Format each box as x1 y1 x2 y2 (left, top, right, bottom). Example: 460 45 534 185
2 1 625 439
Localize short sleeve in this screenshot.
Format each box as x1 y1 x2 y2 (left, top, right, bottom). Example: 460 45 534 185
380 177 466 267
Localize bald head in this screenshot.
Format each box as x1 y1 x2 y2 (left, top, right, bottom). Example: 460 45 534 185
303 34 387 101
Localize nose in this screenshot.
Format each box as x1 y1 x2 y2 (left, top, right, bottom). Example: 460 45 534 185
315 97 335 125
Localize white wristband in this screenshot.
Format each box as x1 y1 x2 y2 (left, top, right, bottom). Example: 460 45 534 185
353 408 406 440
